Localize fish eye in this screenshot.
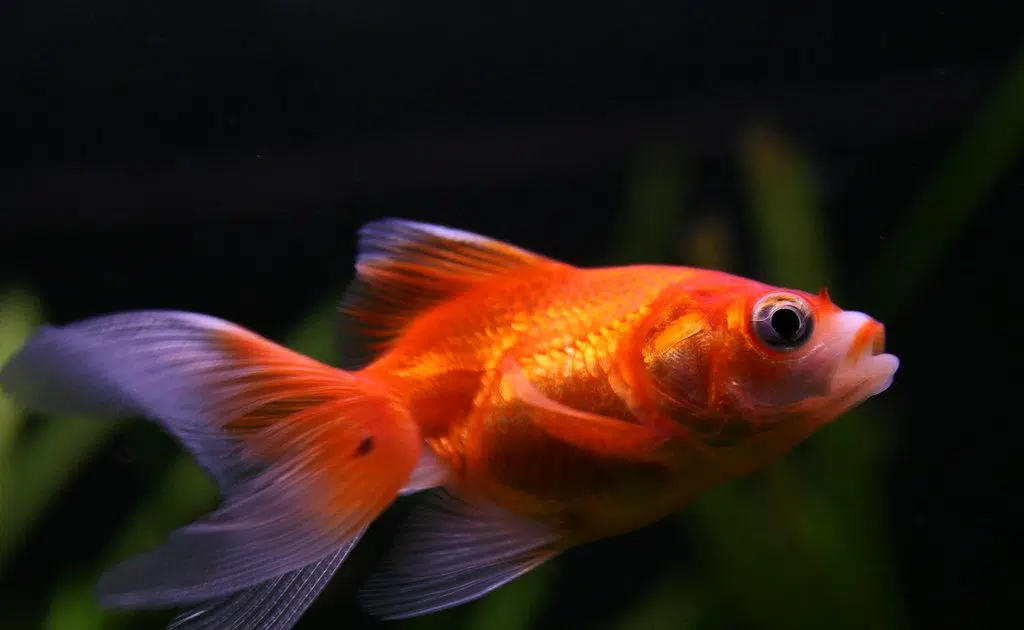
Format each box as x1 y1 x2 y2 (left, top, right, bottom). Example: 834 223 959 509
751 293 814 351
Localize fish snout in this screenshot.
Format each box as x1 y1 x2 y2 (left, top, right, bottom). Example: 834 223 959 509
828 311 899 399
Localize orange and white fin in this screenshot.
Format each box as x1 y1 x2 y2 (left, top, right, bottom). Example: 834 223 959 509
360 489 559 619
500 358 670 460
0 311 425 610
337 219 568 365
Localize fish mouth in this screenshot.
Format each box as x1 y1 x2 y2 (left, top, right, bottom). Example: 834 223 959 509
845 317 886 361
829 313 900 400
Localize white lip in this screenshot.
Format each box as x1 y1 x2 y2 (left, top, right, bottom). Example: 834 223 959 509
829 311 900 398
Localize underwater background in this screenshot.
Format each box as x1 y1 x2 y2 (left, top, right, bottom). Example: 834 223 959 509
1 3 1019 629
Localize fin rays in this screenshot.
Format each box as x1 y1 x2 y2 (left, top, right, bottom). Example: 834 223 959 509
95 467 360 608
166 532 362 630
361 489 559 619
337 219 567 365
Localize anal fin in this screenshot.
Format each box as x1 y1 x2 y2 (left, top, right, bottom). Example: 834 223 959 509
360 489 559 620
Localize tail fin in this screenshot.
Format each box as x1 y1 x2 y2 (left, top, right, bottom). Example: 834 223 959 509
166 535 362 630
0 311 426 613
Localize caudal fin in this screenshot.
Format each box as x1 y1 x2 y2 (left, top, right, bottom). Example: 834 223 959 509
0 311 431 616
166 535 362 630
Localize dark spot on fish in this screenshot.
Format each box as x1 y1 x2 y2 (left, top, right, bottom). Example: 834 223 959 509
354 436 375 457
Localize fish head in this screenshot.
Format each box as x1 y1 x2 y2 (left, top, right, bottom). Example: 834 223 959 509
721 286 899 422
642 278 899 439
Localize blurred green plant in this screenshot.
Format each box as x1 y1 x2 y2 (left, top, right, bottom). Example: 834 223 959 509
1 45 1021 630
1 288 44 576
44 457 215 630
0 288 120 573
612 143 689 264
0 288 41 468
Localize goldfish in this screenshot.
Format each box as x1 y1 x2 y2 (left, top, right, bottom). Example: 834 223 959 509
0 219 899 629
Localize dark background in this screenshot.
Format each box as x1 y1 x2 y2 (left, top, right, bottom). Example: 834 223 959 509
1 2 1019 629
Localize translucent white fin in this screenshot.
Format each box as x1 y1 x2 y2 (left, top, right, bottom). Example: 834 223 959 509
94 467 373 609
0 311 254 490
1 311 422 610
166 530 363 630
360 489 559 619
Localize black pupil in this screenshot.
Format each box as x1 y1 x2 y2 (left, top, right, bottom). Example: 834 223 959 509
770 307 803 341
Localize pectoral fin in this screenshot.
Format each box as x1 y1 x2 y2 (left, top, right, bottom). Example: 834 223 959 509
499 358 669 460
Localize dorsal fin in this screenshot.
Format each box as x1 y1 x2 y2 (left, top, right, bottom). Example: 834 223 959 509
337 219 566 366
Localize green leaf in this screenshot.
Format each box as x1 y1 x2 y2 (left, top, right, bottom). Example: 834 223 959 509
285 299 341 364
0 290 122 571
739 125 832 289
0 416 120 570
0 286 42 461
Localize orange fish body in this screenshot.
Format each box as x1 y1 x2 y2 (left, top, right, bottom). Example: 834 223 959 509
0 219 899 627
368 263 686 542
